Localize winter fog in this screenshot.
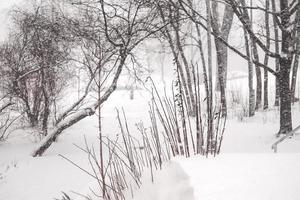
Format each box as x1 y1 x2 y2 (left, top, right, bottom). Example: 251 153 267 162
1 0 300 200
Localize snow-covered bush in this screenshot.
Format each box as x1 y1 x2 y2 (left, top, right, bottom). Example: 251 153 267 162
0 4 74 136
0 99 21 141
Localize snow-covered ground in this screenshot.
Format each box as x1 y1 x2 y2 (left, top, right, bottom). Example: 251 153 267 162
176 154 300 200
1 74 300 200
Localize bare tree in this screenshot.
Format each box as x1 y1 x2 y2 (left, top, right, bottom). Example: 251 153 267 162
0 4 72 135
156 1 196 116
32 0 168 156
263 0 271 110
176 0 299 135
239 0 262 110
0 97 18 141
244 27 255 116
211 1 234 117
226 0 299 135
271 0 280 106
205 0 214 154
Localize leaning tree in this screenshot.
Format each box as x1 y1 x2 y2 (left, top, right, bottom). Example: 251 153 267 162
31 0 169 156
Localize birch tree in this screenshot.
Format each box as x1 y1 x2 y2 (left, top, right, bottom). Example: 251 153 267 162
211 1 234 117
263 0 271 110
205 0 214 154
178 0 299 135
226 0 299 135
244 27 255 116
156 1 196 116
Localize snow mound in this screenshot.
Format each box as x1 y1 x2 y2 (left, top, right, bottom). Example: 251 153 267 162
129 161 195 200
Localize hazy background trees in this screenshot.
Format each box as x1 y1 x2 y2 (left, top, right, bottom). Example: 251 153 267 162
0 0 299 157
0 2 74 137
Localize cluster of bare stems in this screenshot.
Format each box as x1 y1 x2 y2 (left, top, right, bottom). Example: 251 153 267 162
148 75 226 158
57 72 227 200
0 98 21 141
59 107 171 200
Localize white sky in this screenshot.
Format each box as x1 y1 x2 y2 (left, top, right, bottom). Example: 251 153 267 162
0 0 261 72
0 0 24 41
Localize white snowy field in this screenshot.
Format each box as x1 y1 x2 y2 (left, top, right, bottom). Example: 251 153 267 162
176 154 300 200
1 74 300 200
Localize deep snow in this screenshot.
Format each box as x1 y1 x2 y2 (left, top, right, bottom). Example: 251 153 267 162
1 76 300 200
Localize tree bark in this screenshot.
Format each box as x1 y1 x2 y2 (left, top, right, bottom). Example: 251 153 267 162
244 28 255 116
252 43 262 110
205 0 214 154
41 67 50 136
215 42 228 117
263 0 270 110
291 10 300 103
271 0 280 106
211 2 234 117
240 0 262 110
291 54 299 103
277 0 293 135
278 65 292 135
32 107 96 156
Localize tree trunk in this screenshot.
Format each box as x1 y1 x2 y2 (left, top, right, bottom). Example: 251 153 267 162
271 0 280 106
291 54 299 103
291 10 300 103
32 54 126 156
41 68 50 136
252 42 262 110
27 112 38 127
32 108 95 156
157 4 194 115
206 0 214 154
244 28 255 116
215 41 227 116
277 0 293 135
211 2 234 117
263 68 269 109
278 65 292 135
171 13 196 116
263 0 270 110
240 0 262 110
